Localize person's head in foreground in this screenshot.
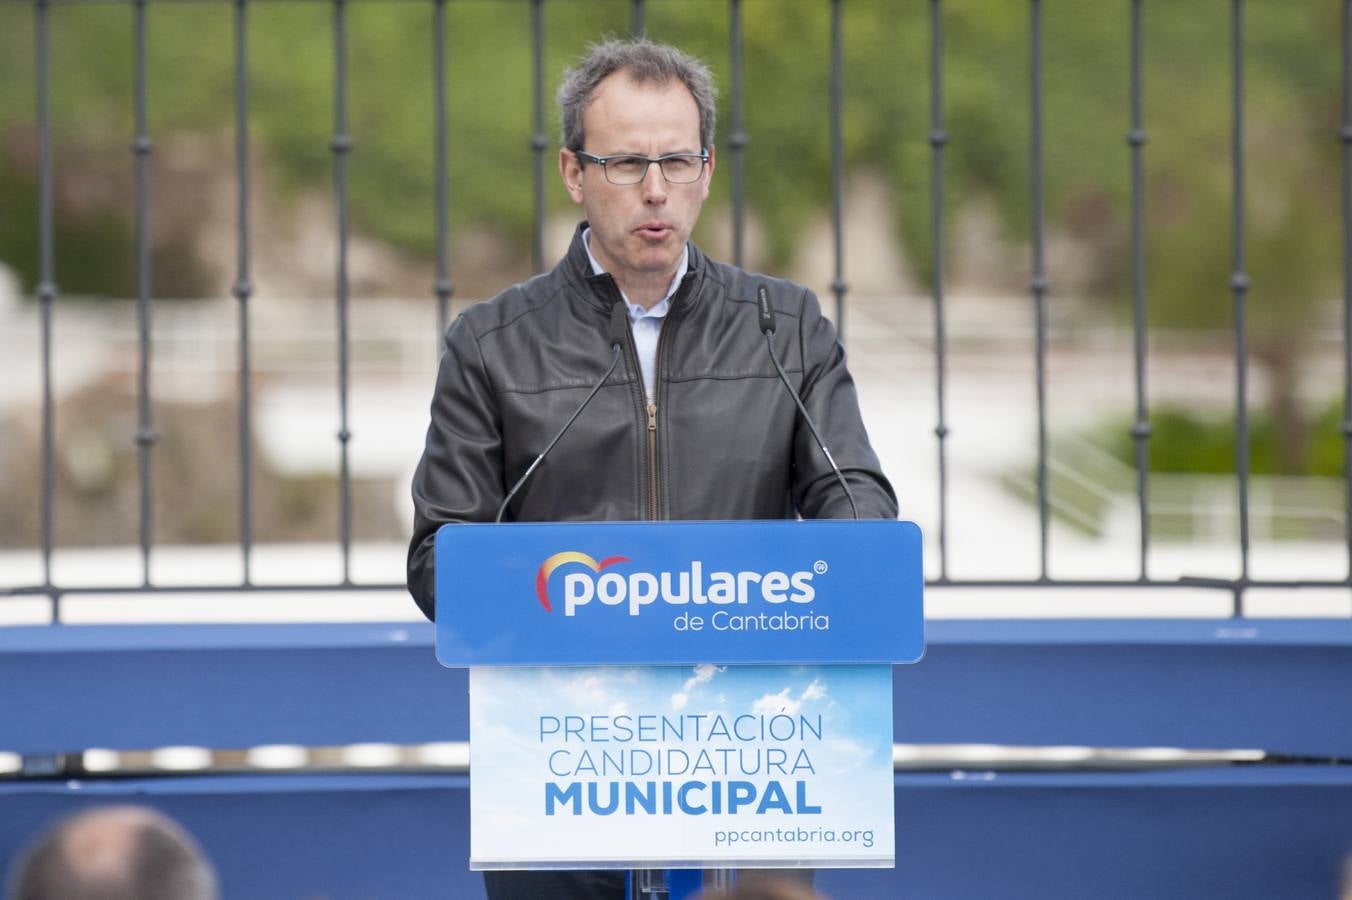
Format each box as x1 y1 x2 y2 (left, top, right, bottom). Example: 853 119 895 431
6 805 218 900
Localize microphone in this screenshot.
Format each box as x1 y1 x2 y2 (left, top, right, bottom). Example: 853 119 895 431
757 283 776 335
757 284 859 520
495 301 628 523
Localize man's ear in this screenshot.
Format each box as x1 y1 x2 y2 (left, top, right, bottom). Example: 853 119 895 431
700 145 716 200
559 148 585 204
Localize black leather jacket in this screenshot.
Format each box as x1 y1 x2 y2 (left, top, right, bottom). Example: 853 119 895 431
407 224 896 619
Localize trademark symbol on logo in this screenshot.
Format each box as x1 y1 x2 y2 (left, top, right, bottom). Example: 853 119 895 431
813 560 828 575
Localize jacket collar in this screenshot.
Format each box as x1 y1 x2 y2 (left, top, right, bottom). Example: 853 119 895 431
565 221 703 316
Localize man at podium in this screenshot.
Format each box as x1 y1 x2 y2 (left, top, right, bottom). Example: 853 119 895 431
408 37 896 900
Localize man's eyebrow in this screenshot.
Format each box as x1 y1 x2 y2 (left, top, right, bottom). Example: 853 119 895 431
597 148 702 157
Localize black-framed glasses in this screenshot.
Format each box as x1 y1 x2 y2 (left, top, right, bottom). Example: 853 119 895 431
575 150 709 185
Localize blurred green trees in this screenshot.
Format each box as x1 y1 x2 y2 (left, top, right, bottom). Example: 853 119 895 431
0 0 1341 312
1101 401 1347 478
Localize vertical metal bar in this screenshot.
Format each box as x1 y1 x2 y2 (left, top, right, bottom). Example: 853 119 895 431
829 0 846 334
1341 0 1352 586
1128 0 1151 581
433 0 453 343
704 870 733 891
132 0 157 588
1230 0 1251 612
233 0 254 585
729 0 747 269
1029 0 1050 579
929 0 950 581
633 869 663 897
331 0 353 584
530 0 545 275
35 0 58 621
631 0 645 37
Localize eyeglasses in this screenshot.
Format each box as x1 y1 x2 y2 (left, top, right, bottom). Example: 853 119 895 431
574 150 709 185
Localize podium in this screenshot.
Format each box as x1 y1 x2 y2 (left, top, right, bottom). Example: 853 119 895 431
435 520 924 897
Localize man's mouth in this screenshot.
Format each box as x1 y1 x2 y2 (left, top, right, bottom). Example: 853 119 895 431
635 222 673 240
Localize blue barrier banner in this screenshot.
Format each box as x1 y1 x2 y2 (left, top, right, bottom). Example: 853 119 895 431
469 664 894 870
435 520 924 667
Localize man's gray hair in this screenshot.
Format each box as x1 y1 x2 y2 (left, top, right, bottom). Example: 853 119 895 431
557 38 717 152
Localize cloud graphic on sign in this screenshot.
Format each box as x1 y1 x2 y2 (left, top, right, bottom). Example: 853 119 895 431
752 687 799 716
672 663 724 710
556 671 614 707
684 664 723 692
751 678 827 717
820 736 874 774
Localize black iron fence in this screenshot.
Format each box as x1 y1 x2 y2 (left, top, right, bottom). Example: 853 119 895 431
2 0 1351 620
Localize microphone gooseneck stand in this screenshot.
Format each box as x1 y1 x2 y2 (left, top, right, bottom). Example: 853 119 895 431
757 285 859 521
495 301 629 523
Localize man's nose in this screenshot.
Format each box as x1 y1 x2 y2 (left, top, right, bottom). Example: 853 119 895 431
640 162 668 202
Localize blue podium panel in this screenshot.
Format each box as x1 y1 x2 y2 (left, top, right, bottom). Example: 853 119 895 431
434 520 924 667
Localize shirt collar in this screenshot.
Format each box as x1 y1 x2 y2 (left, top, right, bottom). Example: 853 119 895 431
582 227 686 321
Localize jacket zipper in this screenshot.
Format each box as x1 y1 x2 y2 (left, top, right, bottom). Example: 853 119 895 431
646 400 658 521
617 305 658 521
607 269 691 522
646 317 677 521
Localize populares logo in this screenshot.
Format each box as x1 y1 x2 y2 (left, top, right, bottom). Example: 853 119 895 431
534 551 820 617
535 552 630 612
